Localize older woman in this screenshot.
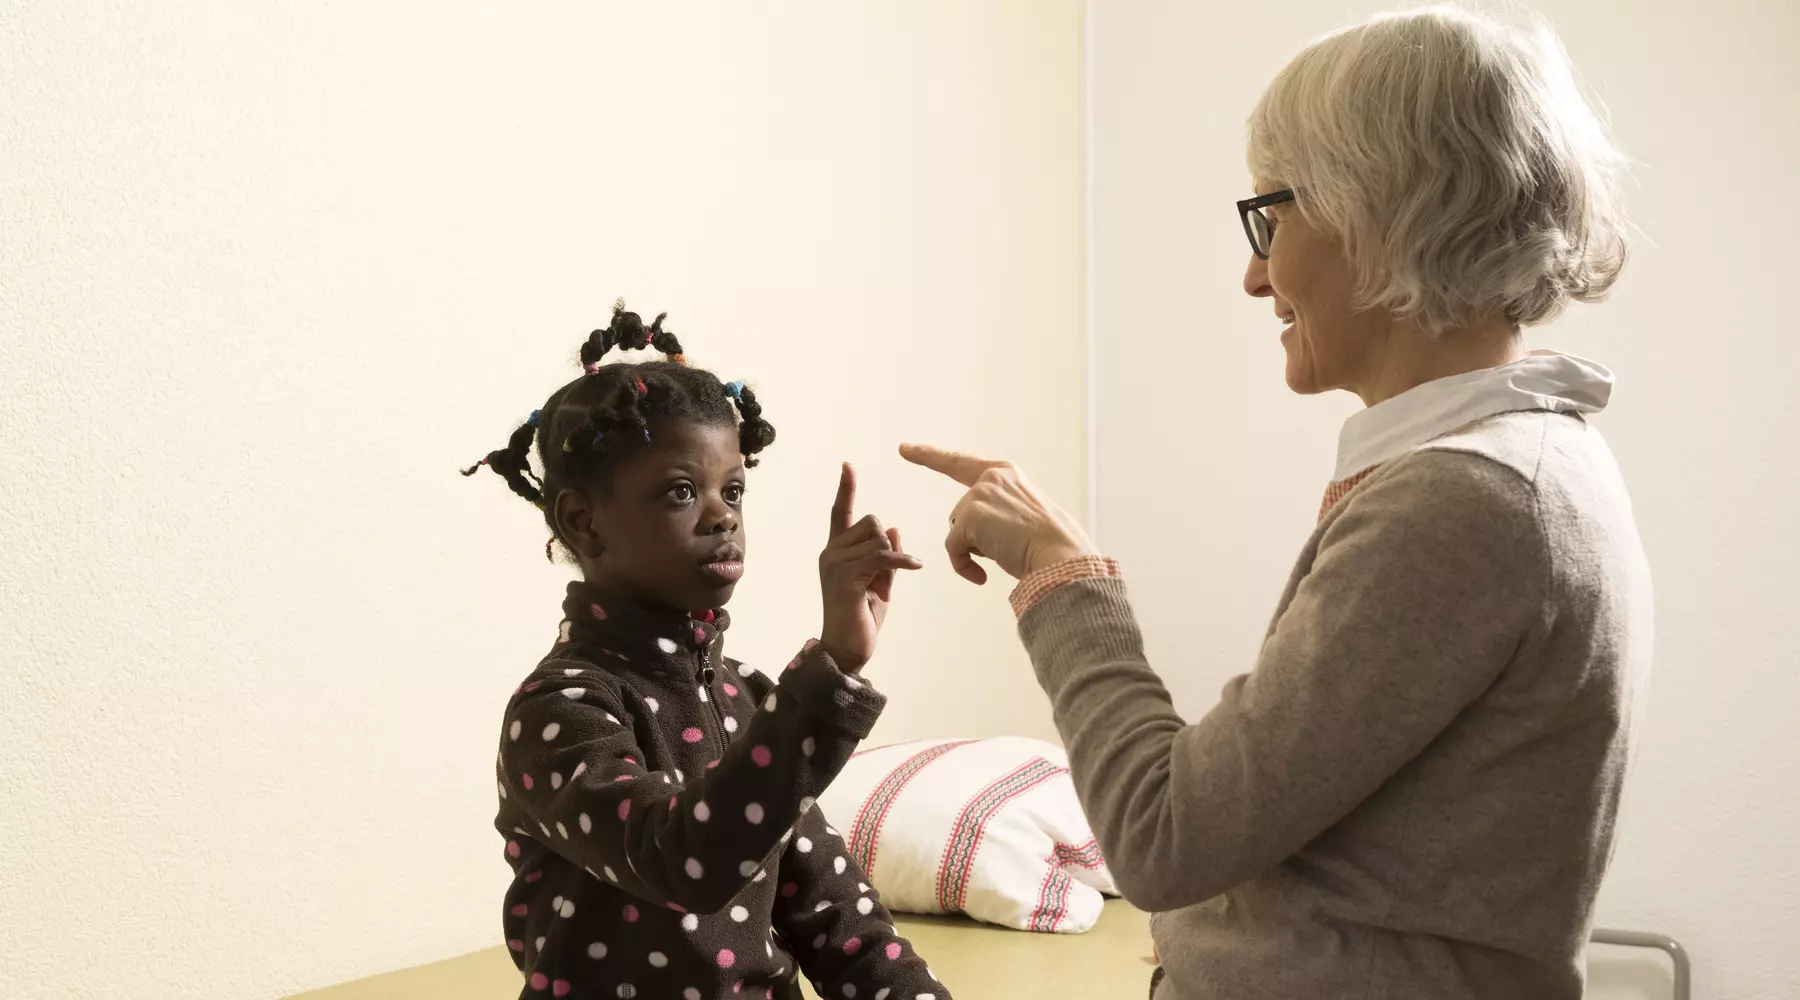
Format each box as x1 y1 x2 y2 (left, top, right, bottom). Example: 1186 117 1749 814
904 8 1650 1000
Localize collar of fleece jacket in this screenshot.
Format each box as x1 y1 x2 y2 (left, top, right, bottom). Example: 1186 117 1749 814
492 582 949 1000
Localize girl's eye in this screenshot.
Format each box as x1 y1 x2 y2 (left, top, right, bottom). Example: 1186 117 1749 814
668 483 696 504
723 483 746 505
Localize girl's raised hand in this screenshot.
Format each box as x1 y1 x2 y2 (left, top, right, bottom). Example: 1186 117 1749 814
818 463 923 671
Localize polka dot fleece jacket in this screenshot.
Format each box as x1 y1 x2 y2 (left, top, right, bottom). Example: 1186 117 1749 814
495 583 949 1000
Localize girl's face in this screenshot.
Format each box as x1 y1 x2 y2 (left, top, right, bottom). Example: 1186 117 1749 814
556 421 748 613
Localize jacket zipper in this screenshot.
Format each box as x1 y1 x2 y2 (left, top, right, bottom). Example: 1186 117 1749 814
700 647 730 756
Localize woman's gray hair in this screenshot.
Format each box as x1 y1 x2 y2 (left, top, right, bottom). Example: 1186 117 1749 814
1247 5 1629 335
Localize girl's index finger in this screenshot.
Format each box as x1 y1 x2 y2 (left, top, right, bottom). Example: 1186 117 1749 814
829 462 856 537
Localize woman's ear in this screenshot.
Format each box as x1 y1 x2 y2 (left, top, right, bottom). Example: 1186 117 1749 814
553 487 606 560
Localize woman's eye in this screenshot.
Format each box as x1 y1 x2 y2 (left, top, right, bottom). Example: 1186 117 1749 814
723 483 746 505
668 483 696 504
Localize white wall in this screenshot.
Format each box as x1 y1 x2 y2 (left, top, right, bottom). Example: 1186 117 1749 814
0 3 1083 998
1090 1 1799 998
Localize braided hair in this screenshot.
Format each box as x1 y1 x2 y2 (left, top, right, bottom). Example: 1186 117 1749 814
461 300 777 559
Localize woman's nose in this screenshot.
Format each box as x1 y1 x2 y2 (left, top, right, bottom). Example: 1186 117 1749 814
1244 252 1272 298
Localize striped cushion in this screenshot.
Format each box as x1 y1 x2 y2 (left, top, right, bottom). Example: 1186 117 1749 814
818 736 1118 933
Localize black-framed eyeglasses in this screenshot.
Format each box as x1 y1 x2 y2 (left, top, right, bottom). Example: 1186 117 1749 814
1237 189 1295 260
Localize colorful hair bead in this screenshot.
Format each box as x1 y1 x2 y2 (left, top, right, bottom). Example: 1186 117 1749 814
724 380 745 400
527 409 541 427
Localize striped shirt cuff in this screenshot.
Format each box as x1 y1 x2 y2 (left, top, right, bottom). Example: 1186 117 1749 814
1009 556 1123 617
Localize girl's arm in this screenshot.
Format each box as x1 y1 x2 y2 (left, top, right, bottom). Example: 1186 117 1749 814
499 642 883 915
772 807 949 999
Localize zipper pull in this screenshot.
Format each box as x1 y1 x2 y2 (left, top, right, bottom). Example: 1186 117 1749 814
701 654 715 686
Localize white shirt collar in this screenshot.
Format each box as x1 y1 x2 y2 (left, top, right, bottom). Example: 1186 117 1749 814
1333 350 1614 481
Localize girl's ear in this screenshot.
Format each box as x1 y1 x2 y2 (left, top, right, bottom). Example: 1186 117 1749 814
553 487 606 560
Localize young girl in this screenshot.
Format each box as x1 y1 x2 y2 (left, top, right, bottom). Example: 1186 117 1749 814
463 302 950 1000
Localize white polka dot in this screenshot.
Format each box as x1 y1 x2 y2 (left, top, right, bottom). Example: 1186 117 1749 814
857 897 874 915
919 994 936 1000
834 856 847 874
617 986 637 999
802 737 816 757
844 676 863 690
764 693 778 712
588 941 608 959
675 769 684 783
645 697 659 713
604 866 618 882
753 868 768 882
563 688 586 700
658 638 679 654
556 822 569 839
797 836 813 853
693 801 710 822
564 667 583 676
560 899 576 918
572 762 587 780
827 826 840 837
509 720 523 741
542 722 562 741
875 991 891 1000
579 813 592 834
812 933 827 949
536 936 546 951
780 828 794 846
697 686 709 703
857 882 869 893
730 906 749 922
605 712 620 725
648 951 668 968
843 986 857 998
539 822 552 838
737 663 755 677
684 990 702 1000
745 802 765 825
767 940 774 957
681 913 699 932
550 772 564 790
724 716 738 733
497 781 508 799
814 901 830 912
740 860 759 877
800 796 816 814
685 857 704 879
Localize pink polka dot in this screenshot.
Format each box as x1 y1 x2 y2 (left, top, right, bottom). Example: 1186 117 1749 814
717 949 736 968
590 603 608 620
695 627 707 644
843 937 862 955
723 683 739 697
522 773 535 790
682 727 704 744
780 882 798 898
506 841 521 858
623 904 639 922
706 760 720 769
886 942 902 960
785 658 798 671
750 746 772 767
668 902 686 913
529 973 549 990
618 800 631 820
524 681 542 692
524 870 543 883
552 981 571 997
614 775 632 783
508 939 524 952
511 904 529 917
